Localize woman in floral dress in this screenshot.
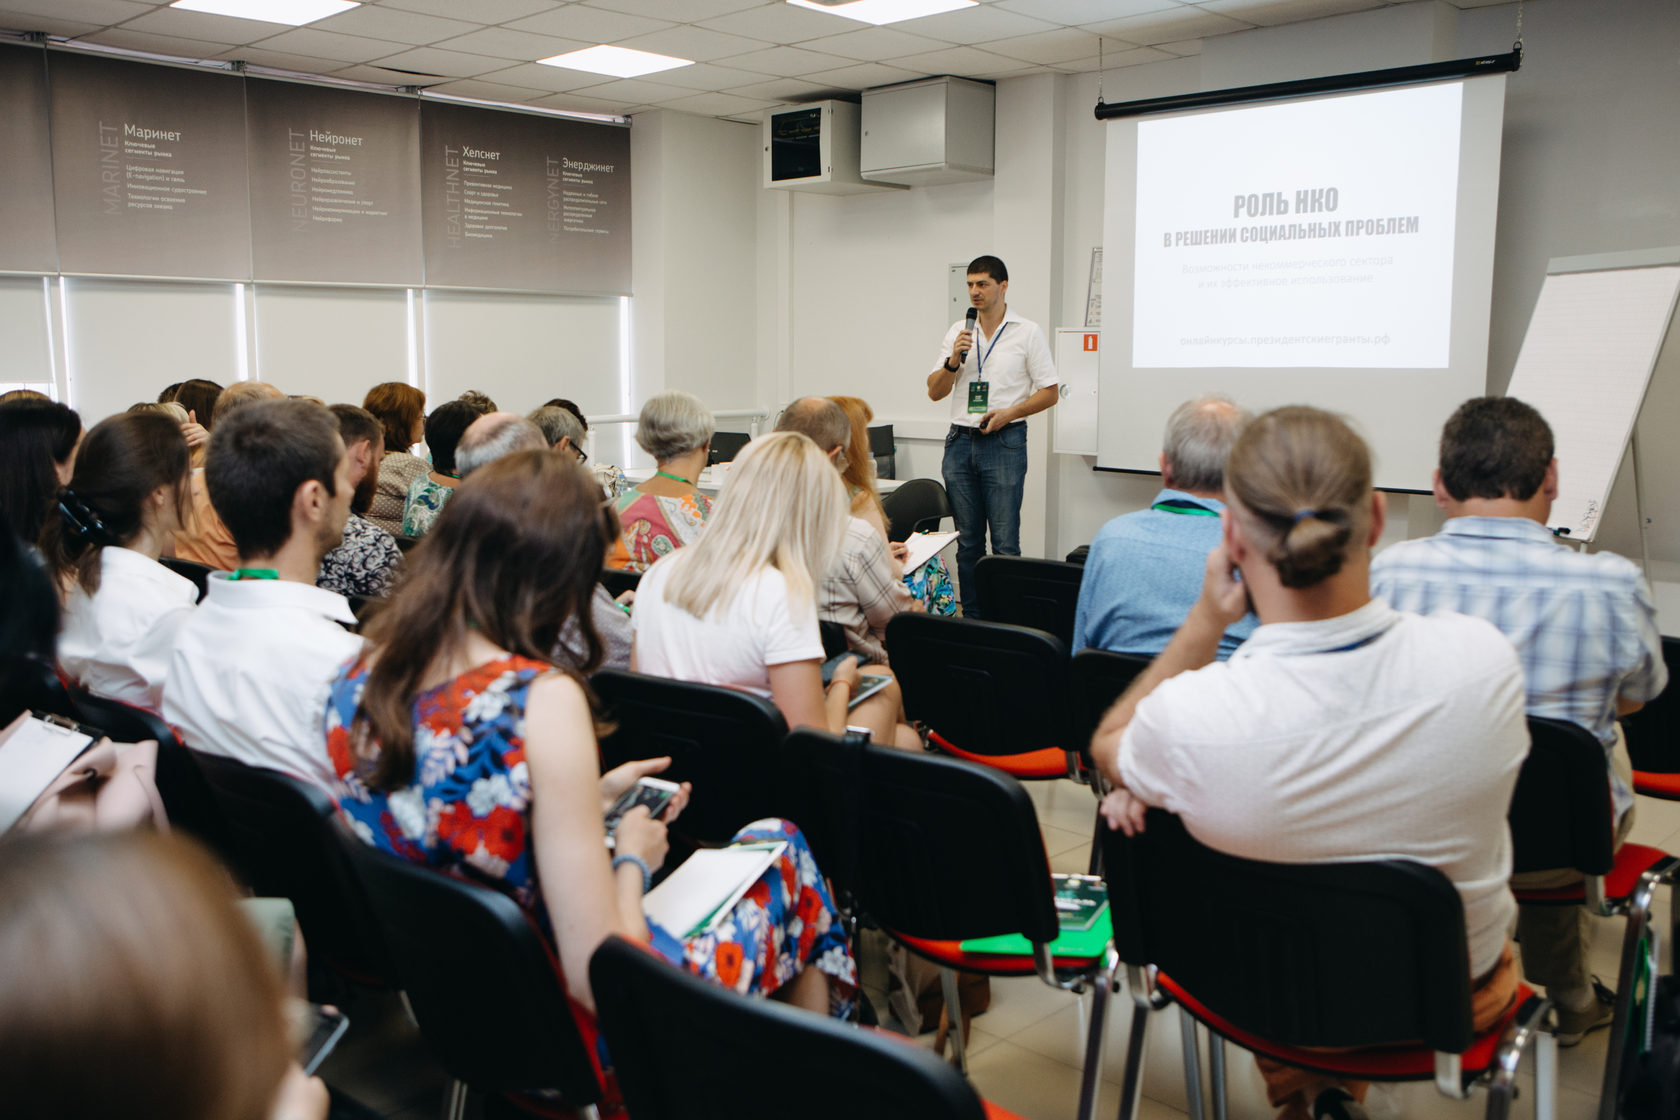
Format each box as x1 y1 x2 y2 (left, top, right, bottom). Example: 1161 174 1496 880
327 448 856 1107
606 390 715 572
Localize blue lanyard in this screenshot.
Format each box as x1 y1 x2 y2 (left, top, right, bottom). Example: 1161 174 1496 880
975 323 1007 381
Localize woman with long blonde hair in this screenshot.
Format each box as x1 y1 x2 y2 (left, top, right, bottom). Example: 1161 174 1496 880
632 430 918 747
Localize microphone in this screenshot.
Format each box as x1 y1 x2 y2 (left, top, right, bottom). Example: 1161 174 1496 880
960 306 977 363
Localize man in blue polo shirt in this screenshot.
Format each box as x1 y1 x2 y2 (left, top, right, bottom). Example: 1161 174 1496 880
1074 395 1256 657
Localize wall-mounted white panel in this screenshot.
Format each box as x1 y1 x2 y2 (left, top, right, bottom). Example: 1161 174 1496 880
62 278 239 425
253 285 409 404
0 277 53 389
423 289 621 419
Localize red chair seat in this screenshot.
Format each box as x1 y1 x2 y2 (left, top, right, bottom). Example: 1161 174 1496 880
928 732 1068 780
1635 771 1680 801
1157 973 1538 1083
893 931 1105 976
982 1103 1030 1120
1512 842 1674 904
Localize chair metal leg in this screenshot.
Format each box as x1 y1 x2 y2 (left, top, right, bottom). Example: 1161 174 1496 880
1486 994 1554 1120
1600 871 1660 1120
1208 1033 1228 1120
1535 1030 1558 1120
1117 965 1154 1120
940 966 968 1074
1088 807 1106 877
1076 950 1118 1120
1179 1010 1206 1120
440 1080 468 1120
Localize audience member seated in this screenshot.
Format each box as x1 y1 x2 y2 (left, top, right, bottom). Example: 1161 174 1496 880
167 377 222 433
0 396 82 547
606 390 714 572
542 396 628 496
1074 395 1257 658
1372 396 1667 1044
1 508 60 710
455 389 497 414
1090 407 1528 1120
456 411 547 477
632 431 919 750
175 381 284 570
46 412 195 713
328 449 857 1041
400 399 480 537
130 399 208 468
361 382 427 535
776 398 921 665
318 404 403 601
529 403 588 461
0 830 328 1120
164 399 361 788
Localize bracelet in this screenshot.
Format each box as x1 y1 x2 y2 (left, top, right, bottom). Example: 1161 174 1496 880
829 678 853 700
943 357 959 373
612 853 653 893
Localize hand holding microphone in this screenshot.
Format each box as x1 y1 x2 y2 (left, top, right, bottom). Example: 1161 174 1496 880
949 306 978 371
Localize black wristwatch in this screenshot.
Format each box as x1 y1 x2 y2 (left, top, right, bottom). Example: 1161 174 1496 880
943 357 960 373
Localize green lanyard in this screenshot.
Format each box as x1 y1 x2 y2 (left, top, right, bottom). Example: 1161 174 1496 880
655 471 693 485
1151 500 1218 517
230 568 279 580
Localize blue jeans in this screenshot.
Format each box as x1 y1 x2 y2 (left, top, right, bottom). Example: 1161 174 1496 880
941 422 1027 619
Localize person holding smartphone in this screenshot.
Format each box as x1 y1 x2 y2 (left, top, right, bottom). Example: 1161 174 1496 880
328 448 857 1054
925 255 1058 619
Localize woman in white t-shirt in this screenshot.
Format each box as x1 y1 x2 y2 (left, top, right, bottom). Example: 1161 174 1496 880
632 430 919 748
44 411 197 714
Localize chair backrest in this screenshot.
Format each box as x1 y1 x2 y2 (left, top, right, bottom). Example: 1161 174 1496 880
1103 810 1475 1053
590 936 987 1120
868 423 896 481
1509 716 1615 877
708 431 751 465
818 620 850 660
791 728 1059 945
1624 635 1680 773
393 534 421 553
189 750 392 984
886 613 1068 757
0 654 75 725
591 669 793 846
599 567 641 600
67 689 231 853
881 478 952 543
974 555 1084 648
336 833 602 1102
1067 648 1153 759
159 557 213 602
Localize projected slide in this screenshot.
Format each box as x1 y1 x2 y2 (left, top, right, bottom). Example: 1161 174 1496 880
1133 83 1462 369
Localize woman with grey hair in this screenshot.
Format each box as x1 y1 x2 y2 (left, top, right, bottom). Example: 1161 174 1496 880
606 390 716 572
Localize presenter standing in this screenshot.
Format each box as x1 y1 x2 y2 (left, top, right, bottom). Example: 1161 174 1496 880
927 255 1058 618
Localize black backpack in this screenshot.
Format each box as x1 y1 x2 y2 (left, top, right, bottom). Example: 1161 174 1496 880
1622 973 1680 1119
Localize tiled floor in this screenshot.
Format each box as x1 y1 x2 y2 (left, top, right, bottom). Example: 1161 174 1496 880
322 779 1680 1120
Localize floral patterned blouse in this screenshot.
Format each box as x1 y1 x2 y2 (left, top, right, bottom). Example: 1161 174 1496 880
326 655 858 1022
605 490 712 573
400 473 454 538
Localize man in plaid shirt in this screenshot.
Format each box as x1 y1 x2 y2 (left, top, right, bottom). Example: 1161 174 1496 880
1372 396 1667 1047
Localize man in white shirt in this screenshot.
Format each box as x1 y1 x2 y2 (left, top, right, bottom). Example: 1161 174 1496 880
774 397 921 663
926 255 1058 618
1091 406 1528 1120
164 398 362 789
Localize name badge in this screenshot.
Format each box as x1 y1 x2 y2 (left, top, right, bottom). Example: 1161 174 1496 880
967 380 989 414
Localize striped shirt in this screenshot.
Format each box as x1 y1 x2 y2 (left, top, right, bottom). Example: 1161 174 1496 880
1371 516 1666 819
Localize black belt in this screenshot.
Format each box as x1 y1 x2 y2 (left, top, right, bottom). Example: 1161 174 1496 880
950 421 1025 437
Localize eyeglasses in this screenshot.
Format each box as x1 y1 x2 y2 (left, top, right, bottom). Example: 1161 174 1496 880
571 443 589 466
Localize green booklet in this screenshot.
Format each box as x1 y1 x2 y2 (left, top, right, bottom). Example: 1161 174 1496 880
958 874 1112 958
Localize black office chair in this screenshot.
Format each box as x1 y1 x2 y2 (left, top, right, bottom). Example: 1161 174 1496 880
1099 810 1555 1120
1625 635 1680 793
189 751 393 989
159 556 214 601
1066 648 1153 875
707 432 751 465
393 534 421 554
791 728 1105 1081
599 567 641 600
1509 716 1678 1115
589 936 1026 1120
0 654 75 725
974 556 1084 649
336 835 603 1120
591 669 793 848
66 687 230 852
881 478 953 544
887 613 1079 781
867 422 896 481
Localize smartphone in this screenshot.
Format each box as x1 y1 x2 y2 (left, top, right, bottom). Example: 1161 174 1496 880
604 776 681 848
848 672 892 710
298 1003 349 1075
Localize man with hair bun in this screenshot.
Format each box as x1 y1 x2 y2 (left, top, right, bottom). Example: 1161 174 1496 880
1074 395 1256 658
1372 395 1666 1046
1090 406 1529 1120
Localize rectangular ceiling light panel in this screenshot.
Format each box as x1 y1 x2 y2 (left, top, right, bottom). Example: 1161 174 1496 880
170 0 360 25
787 0 976 27
538 44 695 78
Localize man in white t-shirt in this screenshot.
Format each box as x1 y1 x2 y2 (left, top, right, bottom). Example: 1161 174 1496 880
926 255 1058 618
164 398 362 790
1090 406 1528 1120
